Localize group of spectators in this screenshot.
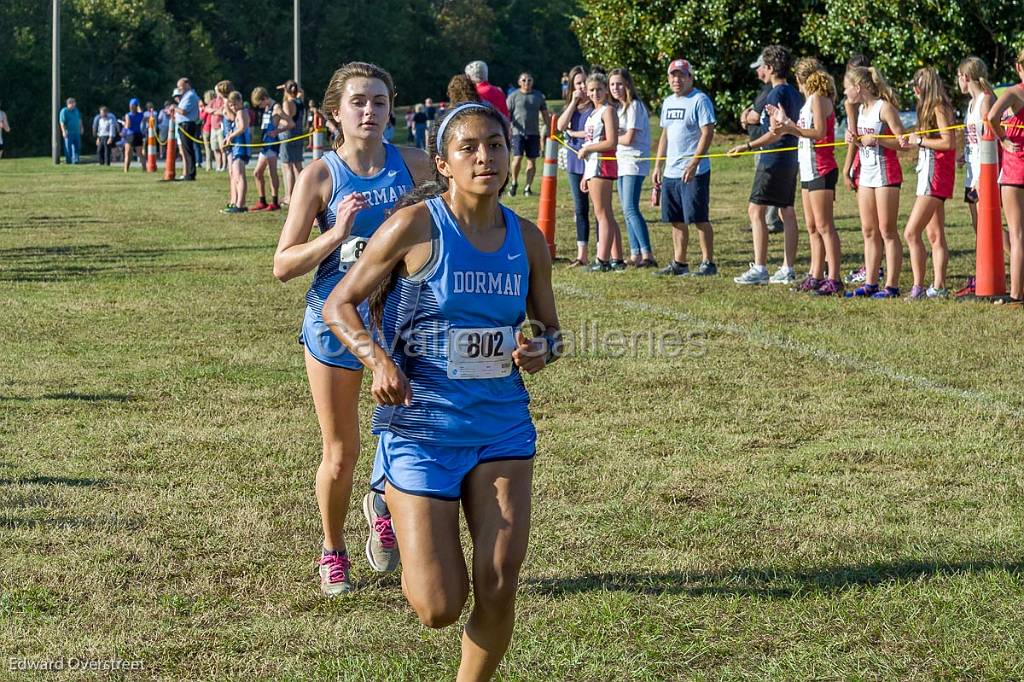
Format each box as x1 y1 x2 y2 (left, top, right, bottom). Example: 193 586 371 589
553 45 1024 305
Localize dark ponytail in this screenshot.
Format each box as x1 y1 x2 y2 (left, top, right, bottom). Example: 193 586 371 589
367 181 446 332
367 102 511 332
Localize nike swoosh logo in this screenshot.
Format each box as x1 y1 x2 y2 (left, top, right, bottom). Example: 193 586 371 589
387 170 398 177
507 252 522 260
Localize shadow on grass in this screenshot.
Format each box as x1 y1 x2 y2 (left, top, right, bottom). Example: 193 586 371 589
0 392 135 403
525 559 1024 599
0 475 111 488
0 215 112 231
0 243 270 282
0 514 144 530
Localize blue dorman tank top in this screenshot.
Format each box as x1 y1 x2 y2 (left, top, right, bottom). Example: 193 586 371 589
372 196 533 446
305 144 414 316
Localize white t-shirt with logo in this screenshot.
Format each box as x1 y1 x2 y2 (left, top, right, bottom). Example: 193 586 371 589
615 100 650 177
658 89 716 178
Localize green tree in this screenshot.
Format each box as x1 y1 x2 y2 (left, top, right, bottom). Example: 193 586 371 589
571 0 810 130
573 0 1023 130
802 0 1022 98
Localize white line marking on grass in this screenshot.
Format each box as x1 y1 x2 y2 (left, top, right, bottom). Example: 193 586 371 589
554 283 1017 412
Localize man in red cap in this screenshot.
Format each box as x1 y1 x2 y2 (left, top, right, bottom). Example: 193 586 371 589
651 58 718 277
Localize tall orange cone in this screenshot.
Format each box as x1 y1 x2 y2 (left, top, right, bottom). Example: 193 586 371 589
975 123 1006 297
145 116 158 172
536 114 558 258
163 120 177 181
312 110 326 160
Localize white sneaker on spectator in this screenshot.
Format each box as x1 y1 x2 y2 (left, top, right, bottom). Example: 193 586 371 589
769 266 796 284
733 263 769 285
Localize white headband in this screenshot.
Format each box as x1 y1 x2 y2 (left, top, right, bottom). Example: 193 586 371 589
435 103 491 152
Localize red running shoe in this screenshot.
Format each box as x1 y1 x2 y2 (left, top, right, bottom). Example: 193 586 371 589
954 276 976 298
251 200 270 212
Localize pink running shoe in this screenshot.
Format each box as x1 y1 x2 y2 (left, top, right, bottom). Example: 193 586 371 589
362 492 400 573
318 550 352 596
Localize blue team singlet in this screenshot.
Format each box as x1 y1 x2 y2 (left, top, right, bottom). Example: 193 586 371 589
229 113 251 161
259 105 280 155
127 111 144 135
305 144 414 317
371 196 534 446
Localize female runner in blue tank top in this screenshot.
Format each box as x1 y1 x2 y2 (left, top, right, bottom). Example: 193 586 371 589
322 102 561 681
273 62 432 596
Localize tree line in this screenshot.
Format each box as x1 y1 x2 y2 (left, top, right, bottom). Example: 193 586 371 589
3 0 1021 157
573 0 1022 129
0 0 583 157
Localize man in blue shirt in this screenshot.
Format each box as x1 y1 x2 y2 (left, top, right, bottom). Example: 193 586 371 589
651 59 717 277
58 97 83 164
174 77 201 180
729 45 804 285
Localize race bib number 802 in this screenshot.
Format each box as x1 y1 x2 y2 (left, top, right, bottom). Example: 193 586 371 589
447 326 516 379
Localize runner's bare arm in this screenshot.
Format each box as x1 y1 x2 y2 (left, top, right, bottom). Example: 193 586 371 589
273 161 363 281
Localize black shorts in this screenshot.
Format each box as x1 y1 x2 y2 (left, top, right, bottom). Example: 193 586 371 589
750 164 798 207
511 134 541 159
964 188 978 204
662 173 710 224
801 167 838 192
130 132 144 147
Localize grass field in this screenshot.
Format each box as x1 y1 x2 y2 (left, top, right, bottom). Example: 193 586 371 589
1 142 1023 680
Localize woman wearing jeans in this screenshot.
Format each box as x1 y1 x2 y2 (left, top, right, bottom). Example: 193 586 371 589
610 68 655 267
557 65 595 266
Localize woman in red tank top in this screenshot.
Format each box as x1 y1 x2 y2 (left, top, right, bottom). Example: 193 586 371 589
987 48 1024 304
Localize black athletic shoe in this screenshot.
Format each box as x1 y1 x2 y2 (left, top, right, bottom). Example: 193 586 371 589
654 261 689 276
523 186 532 196
509 183 518 197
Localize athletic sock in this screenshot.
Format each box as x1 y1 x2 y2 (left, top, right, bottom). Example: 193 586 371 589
322 547 347 557
272 195 278 205
259 195 266 204
673 260 688 269
372 491 389 517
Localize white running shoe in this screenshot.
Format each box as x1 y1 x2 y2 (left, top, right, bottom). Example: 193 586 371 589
769 266 796 285
733 263 769 285
362 492 400 573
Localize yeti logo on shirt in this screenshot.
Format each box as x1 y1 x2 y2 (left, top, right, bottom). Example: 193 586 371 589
663 108 689 121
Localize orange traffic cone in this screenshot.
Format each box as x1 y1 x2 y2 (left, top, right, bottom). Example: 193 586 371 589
163 121 177 181
145 117 158 173
312 110 326 160
536 114 558 259
975 123 1006 297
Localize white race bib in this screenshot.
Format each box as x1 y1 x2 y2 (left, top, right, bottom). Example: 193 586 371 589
337 236 368 274
447 326 516 379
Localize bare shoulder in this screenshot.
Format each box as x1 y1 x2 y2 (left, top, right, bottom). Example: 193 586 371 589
397 145 434 184
379 201 433 247
302 157 333 185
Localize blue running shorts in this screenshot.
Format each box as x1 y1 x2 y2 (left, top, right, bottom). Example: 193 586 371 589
298 303 368 371
370 425 537 501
